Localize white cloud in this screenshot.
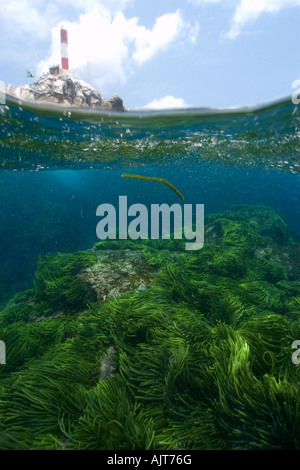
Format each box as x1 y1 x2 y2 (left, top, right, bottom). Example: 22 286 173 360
0 1 60 38
131 12 184 64
0 0 134 39
228 0 300 39
62 0 132 12
140 95 189 110
188 21 200 43
187 0 221 5
0 1 198 94
37 9 185 94
60 0 135 16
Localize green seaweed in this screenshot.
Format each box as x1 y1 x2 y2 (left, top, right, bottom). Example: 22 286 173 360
121 173 184 201
1 204 300 450
33 251 97 313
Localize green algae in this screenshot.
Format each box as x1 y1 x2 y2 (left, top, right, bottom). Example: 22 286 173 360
121 173 184 201
33 251 97 313
0 204 300 450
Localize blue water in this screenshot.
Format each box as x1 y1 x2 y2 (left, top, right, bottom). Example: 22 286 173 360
1 94 300 451
0 95 299 303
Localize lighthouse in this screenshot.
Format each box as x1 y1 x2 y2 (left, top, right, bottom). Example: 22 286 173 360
60 27 69 70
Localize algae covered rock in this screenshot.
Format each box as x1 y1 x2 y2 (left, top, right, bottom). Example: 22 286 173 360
83 248 157 303
0 204 300 450
204 204 290 248
33 251 98 314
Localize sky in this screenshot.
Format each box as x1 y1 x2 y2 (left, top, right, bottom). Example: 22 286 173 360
0 0 300 109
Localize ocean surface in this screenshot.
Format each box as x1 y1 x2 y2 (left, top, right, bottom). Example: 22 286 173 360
0 95 300 450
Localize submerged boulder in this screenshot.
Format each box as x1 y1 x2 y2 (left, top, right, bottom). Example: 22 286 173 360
6 65 127 111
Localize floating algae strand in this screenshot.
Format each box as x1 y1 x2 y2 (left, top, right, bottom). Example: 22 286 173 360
121 173 184 200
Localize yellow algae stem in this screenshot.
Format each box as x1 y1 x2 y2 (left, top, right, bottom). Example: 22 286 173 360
121 174 184 201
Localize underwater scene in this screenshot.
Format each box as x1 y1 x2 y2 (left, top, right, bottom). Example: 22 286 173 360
0 96 300 450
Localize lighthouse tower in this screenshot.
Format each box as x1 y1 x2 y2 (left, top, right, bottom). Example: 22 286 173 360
60 28 69 71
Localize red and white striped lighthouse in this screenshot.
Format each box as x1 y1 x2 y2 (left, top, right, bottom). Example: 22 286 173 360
60 28 69 70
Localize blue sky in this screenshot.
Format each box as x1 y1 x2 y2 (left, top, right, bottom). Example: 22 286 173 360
1 0 299 109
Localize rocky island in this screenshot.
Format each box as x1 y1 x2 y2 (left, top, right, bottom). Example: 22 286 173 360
6 65 127 111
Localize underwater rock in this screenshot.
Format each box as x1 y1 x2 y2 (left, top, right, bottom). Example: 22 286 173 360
6 66 127 111
99 346 116 380
28 248 156 316
84 249 157 303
